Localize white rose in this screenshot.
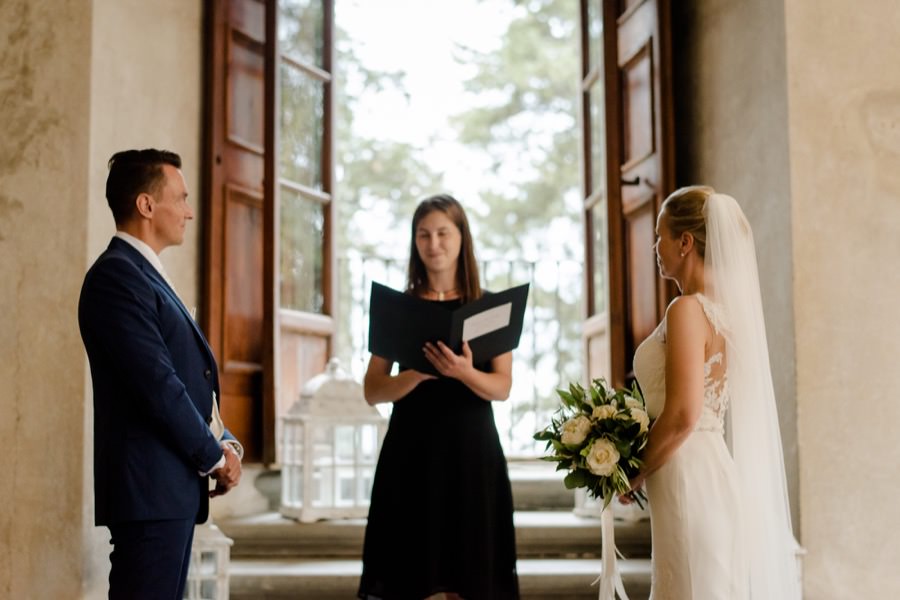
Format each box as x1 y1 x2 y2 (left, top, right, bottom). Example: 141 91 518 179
560 415 592 447
630 408 650 433
624 396 643 411
591 405 618 421
585 437 620 477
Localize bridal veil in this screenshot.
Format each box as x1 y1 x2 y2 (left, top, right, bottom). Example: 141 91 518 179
703 192 802 598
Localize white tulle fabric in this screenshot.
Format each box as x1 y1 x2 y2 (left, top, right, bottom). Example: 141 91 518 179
704 193 801 599
633 192 801 599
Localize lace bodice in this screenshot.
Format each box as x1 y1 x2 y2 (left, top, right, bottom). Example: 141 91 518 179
633 294 730 434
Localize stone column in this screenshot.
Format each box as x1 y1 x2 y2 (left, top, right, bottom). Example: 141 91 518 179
0 1 108 598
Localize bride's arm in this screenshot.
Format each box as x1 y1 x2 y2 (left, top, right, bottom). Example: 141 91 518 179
630 296 708 489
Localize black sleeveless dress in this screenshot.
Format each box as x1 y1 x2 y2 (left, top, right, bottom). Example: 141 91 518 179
358 300 519 600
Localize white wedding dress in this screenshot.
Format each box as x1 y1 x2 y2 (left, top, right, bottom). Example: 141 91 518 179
633 293 749 600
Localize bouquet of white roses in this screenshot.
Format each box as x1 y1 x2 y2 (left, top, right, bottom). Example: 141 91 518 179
534 378 649 510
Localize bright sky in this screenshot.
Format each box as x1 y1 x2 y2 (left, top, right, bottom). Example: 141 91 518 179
336 0 518 209
336 0 582 263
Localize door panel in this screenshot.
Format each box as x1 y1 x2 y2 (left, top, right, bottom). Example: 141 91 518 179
204 0 269 462
624 200 659 348
581 0 675 389
610 0 675 385
223 186 264 368
620 43 654 169
204 0 334 463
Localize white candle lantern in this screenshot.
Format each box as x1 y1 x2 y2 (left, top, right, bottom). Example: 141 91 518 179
280 358 387 522
183 519 233 599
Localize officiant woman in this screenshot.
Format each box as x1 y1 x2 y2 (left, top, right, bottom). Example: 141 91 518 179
357 194 520 600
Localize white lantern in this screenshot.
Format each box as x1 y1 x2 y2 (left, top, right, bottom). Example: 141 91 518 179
183 519 233 600
280 358 387 522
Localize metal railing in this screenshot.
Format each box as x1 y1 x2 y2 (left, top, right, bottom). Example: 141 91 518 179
334 254 584 457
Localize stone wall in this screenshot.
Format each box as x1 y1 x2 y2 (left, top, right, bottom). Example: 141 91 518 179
0 1 95 598
675 0 900 597
784 0 900 597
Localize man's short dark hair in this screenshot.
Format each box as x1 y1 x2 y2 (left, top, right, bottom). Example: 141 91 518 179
106 149 182 225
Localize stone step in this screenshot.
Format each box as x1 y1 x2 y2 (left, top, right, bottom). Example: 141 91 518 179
228 557 651 600
218 510 651 560
252 460 581 514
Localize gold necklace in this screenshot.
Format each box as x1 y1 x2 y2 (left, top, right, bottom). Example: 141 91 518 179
428 287 457 301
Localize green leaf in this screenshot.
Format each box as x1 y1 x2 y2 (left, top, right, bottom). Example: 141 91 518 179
556 388 575 404
533 429 555 441
568 382 585 402
564 470 587 490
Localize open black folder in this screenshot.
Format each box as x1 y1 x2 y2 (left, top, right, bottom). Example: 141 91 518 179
368 282 530 375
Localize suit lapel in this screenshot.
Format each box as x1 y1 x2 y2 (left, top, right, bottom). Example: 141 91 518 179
109 238 217 368
141 261 217 361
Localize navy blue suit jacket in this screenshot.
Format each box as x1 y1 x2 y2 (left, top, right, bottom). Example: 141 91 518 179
79 237 236 526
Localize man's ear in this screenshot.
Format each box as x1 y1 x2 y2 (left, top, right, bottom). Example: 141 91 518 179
135 193 153 219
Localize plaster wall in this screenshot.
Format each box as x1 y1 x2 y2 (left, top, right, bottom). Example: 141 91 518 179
783 0 900 597
0 1 95 598
672 0 799 528
88 0 205 306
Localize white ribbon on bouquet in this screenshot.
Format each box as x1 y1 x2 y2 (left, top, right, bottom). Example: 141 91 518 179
593 507 630 600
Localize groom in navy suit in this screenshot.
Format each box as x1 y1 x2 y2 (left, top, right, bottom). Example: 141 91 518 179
79 149 242 599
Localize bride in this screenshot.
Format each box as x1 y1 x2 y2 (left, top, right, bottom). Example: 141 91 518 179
621 186 801 599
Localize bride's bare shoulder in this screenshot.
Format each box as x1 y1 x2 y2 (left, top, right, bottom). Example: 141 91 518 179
665 295 708 331
666 294 705 316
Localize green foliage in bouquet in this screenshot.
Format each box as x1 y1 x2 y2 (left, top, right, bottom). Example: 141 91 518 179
534 378 650 509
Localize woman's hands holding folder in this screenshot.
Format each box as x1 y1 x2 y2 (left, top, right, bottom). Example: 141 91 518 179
363 354 437 405
424 341 513 402
423 340 475 380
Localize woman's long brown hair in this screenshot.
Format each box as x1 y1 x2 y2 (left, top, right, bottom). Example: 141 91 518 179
406 194 482 303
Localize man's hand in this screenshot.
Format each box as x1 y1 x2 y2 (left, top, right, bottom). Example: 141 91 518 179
209 443 242 498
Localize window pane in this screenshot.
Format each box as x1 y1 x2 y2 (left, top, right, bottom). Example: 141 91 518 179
592 200 608 315
280 185 325 312
587 0 602 73
280 62 325 189
279 0 325 67
589 84 606 199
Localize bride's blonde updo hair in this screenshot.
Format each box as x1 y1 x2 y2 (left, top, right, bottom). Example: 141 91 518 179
660 185 715 259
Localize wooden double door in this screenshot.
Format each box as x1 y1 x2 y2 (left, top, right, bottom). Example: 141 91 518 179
581 0 676 387
200 0 675 460
202 0 335 463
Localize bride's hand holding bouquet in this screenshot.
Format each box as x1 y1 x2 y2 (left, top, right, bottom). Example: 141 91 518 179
534 378 649 509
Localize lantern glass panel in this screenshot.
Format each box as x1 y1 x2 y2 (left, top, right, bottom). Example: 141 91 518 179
337 467 356 506
282 462 303 508
200 551 216 575
286 423 304 463
312 465 334 506
201 580 216 598
358 466 374 505
335 425 356 463
313 424 335 465
360 424 378 462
